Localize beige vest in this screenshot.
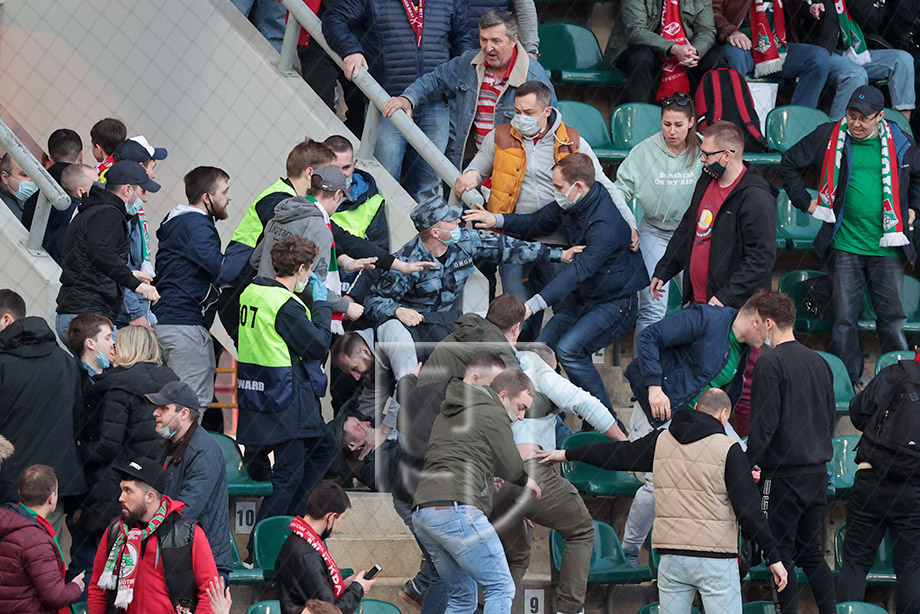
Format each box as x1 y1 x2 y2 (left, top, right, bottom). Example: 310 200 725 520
652 430 739 554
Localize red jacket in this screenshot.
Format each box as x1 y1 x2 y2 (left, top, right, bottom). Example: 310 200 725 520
87 497 218 614
0 504 81 614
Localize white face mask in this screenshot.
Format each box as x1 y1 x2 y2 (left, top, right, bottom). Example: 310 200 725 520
511 113 541 138
554 184 580 210
293 268 309 293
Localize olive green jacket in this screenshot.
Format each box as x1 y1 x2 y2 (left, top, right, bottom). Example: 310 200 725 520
605 0 717 66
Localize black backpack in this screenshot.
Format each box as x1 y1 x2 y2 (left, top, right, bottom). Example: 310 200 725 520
861 360 920 473
694 67 768 153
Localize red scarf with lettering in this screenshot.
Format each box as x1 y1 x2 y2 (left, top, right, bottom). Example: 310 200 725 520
290 516 345 598
400 0 425 49
656 0 691 101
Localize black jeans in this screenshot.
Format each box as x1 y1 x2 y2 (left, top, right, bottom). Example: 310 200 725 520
615 45 725 103
298 43 365 137
838 468 920 614
761 471 836 614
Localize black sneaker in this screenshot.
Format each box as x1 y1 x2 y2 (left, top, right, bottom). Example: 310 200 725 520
399 579 424 610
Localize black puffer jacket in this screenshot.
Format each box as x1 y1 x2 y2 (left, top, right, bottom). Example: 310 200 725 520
322 0 472 95
276 532 364 614
0 317 87 501
56 185 140 320
77 361 179 534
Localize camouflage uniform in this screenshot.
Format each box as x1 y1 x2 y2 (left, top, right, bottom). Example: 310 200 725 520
364 228 563 325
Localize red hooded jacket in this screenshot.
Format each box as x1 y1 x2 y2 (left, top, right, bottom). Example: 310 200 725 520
87 496 218 614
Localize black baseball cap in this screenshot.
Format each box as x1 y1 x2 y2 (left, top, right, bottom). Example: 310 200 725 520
847 85 885 116
145 380 199 410
113 458 167 492
114 139 155 164
106 160 161 192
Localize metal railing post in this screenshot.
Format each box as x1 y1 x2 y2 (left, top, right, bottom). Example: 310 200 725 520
358 105 381 162
26 193 53 252
278 14 300 75
280 0 484 209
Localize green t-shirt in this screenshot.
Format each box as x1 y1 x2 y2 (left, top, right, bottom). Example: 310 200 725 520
690 330 742 408
831 134 900 258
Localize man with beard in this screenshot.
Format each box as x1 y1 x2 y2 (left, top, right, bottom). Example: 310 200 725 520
87 458 218 614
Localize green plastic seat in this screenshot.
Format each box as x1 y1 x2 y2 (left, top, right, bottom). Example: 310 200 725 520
777 270 832 333
828 435 860 497
742 601 776 614
627 196 645 227
747 560 809 585
229 529 264 584
611 103 661 160
210 432 274 497
835 525 897 585
538 24 627 86
560 432 643 496
837 601 889 614
637 603 700 614
70 603 88 614
776 189 822 251
665 279 683 317
884 108 913 136
551 520 653 584
816 351 855 415
742 151 783 166
253 516 295 580
357 600 403 614
247 601 281 614
766 106 830 153
875 350 916 374
557 100 615 159
856 275 920 335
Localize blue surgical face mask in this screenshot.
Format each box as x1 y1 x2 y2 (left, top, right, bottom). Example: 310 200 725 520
441 226 462 245
156 413 182 439
14 179 38 203
763 323 773 348
94 349 111 371
126 197 143 216
511 113 541 138
344 175 354 191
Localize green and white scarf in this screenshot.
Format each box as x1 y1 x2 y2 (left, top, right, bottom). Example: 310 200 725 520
834 0 871 65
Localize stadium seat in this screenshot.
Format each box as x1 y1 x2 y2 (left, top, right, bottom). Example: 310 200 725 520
70 604 88 614
252 516 294 580
358 600 403 614
247 602 281 614
538 24 627 86
766 106 830 152
816 351 856 415
560 432 643 496
875 350 916 374
557 100 616 160
210 431 273 497
551 520 654 585
776 188 822 251
627 196 645 227
610 103 661 159
777 270 832 333
665 279 683 317
884 108 913 137
742 602 776 614
834 525 897 585
856 275 920 335
836 601 889 614
637 603 700 614
229 530 264 584
747 560 809 585
828 435 860 497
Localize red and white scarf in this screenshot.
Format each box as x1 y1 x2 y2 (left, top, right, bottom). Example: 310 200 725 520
656 0 691 101
400 0 425 49
290 516 346 598
750 0 787 77
816 118 908 247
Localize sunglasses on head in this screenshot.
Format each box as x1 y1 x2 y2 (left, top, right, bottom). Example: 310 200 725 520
661 93 691 107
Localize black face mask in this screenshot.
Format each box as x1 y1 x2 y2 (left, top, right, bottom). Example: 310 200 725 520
703 159 727 179
320 516 335 540
204 195 219 223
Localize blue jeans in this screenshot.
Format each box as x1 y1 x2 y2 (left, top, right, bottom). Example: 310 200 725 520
232 0 286 52
635 221 676 345
721 42 831 107
658 554 742 613
393 496 449 614
828 249 907 383
499 259 568 342
538 295 639 412
828 49 917 120
413 505 514 614
375 102 449 203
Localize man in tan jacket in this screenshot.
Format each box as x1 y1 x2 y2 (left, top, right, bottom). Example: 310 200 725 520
539 388 788 613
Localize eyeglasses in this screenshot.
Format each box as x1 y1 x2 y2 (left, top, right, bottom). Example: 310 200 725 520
845 111 881 124
662 93 691 107
699 148 734 159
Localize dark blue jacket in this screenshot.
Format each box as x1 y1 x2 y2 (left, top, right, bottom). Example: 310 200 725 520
466 0 509 37
781 120 920 265
322 0 473 95
153 209 223 327
161 426 232 573
625 304 750 427
500 181 649 307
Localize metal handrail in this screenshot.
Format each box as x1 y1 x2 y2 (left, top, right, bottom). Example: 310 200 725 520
278 0 484 209
0 119 71 253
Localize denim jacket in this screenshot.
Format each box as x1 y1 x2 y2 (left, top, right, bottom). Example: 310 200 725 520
400 42 556 168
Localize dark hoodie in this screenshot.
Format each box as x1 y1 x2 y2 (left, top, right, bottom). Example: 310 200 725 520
413 379 528 515
0 317 87 500
416 313 520 386
566 409 780 563
56 184 140 319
